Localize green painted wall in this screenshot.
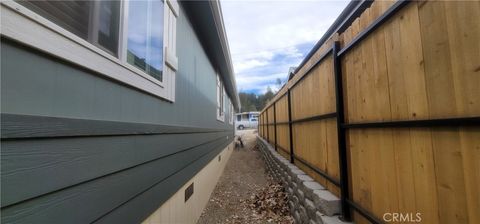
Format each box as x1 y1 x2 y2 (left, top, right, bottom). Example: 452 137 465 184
1 5 235 224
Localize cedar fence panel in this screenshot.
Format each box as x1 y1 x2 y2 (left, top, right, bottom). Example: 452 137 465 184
258 1 479 223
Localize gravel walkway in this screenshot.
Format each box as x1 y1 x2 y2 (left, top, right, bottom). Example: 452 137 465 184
197 130 293 224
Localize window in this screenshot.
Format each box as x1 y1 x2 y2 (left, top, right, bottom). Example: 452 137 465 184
237 115 241 122
127 0 164 81
216 74 225 121
3 0 179 101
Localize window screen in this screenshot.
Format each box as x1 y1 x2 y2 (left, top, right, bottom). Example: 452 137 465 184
19 1 120 56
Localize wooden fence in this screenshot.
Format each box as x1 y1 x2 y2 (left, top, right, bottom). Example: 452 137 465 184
258 1 479 224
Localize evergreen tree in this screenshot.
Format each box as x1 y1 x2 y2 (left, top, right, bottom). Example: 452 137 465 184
238 86 275 112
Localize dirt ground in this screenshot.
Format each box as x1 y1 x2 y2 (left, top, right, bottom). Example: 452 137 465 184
197 130 293 224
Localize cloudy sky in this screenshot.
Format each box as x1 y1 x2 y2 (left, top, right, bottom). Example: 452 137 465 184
221 0 349 94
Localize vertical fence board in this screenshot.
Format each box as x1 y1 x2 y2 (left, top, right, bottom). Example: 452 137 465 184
444 1 480 117
419 1 457 118
432 128 468 223
325 119 340 196
276 94 290 158
444 3 480 222
349 18 371 224
460 127 480 224
410 128 439 223
268 106 275 144
358 7 384 221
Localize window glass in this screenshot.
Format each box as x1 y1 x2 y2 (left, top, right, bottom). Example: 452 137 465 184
19 1 120 56
221 89 225 115
216 75 225 119
97 1 120 54
237 115 241 122
127 0 164 81
230 104 234 124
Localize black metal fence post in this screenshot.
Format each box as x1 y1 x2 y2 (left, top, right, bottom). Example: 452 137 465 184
287 89 295 163
274 103 278 151
333 41 351 222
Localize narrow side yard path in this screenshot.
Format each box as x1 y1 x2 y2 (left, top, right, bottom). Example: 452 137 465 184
197 130 293 224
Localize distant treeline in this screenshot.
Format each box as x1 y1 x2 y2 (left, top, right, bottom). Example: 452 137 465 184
239 86 275 112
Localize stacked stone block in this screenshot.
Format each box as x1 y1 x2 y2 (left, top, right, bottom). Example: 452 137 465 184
257 137 352 224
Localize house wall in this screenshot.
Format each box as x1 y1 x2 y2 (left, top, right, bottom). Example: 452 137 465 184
1 5 234 224
142 142 234 224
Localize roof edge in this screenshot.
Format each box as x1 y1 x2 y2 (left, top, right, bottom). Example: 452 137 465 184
180 0 241 111
208 0 241 111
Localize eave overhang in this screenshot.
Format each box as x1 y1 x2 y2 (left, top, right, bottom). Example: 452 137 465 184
180 0 240 111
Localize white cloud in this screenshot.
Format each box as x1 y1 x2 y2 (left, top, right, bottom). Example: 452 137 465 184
221 0 349 93
235 58 270 72
236 73 285 86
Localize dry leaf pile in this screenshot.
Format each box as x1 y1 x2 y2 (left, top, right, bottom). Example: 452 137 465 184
246 181 293 223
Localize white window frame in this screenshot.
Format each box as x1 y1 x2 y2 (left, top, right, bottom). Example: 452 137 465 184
0 0 179 102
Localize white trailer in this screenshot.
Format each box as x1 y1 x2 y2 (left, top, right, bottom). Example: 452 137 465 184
235 111 259 130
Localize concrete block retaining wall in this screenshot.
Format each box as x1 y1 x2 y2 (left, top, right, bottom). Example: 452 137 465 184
257 137 352 224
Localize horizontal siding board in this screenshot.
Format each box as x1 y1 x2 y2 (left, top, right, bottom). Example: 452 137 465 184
0 39 232 130
1 136 232 224
1 131 231 207
1 113 230 139
94 139 230 224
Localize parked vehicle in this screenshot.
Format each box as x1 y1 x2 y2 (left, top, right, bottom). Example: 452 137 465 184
236 112 259 130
